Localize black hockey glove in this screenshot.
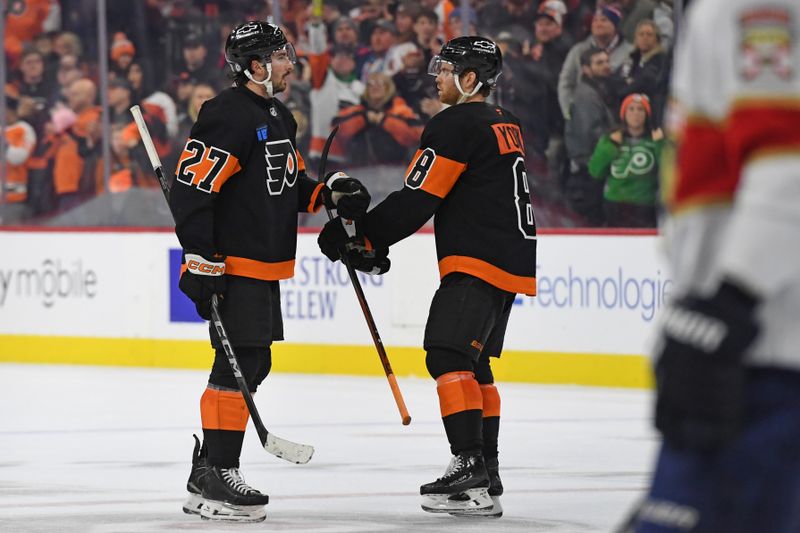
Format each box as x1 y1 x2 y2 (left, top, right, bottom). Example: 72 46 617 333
323 171 370 220
317 216 390 275
178 252 226 321
318 216 353 262
654 281 760 452
348 246 391 275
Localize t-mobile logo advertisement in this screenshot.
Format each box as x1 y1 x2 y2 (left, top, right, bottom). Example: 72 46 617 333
0 259 98 308
169 248 204 323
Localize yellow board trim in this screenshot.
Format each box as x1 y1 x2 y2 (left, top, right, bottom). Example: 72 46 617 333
0 335 653 389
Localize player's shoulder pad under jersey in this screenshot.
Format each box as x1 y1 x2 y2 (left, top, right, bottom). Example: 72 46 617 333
419 105 475 163
190 88 253 162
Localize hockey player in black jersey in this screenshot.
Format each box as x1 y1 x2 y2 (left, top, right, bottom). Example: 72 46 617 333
171 21 373 522
319 36 537 517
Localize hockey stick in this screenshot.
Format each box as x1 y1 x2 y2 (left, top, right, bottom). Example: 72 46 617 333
130 105 314 464
318 126 411 426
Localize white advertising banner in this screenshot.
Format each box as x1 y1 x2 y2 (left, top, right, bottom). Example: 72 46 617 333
0 231 671 357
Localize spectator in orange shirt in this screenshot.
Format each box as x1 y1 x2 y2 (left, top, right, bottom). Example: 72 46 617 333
334 72 423 166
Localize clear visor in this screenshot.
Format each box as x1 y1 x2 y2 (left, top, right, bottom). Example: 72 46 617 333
427 56 459 77
269 43 297 64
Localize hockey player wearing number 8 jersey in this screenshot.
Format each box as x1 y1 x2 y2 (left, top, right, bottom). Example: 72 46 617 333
171 21 371 522
318 36 538 517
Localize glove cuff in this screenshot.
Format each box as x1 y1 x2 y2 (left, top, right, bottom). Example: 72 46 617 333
324 171 349 190
185 253 226 276
716 280 759 312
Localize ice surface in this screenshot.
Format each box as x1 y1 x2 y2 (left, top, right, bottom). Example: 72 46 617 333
0 364 657 532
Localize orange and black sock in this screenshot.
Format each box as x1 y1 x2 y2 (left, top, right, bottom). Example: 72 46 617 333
200 385 250 468
436 371 484 454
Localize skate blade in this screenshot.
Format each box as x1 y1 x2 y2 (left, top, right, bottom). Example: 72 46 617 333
449 496 503 518
421 488 493 514
182 492 204 515
200 500 266 522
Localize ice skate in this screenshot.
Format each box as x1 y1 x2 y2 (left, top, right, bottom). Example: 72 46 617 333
199 466 269 522
449 456 503 518
182 434 208 515
420 452 492 514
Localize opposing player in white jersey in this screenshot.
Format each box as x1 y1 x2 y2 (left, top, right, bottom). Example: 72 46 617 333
627 0 800 532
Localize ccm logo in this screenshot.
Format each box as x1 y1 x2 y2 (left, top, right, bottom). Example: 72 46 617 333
185 254 226 276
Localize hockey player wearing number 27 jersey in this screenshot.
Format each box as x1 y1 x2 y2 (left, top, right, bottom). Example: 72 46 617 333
170 21 370 523
320 36 537 518
624 1 800 532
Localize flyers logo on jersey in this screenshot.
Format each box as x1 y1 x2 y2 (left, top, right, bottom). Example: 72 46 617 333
265 139 299 195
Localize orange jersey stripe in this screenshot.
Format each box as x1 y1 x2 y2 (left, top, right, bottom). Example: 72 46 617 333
438 255 537 296
404 149 466 198
176 140 242 193
480 384 500 418
306 182 325 213
436 371 482 418
200 387 249 431
225 256 295 280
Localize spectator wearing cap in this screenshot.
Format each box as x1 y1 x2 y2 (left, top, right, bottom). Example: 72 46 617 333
563 47 617 227
618 0 658 44
306 20 366 164
360 19 399 81
557 4 633 119
588 93 664 227
494 32 550 159
179 33 221 89
334 72 423 166
0 95 37 224
519 1 572 183
110 32 136 77
614 19 668 125
391 44 438 121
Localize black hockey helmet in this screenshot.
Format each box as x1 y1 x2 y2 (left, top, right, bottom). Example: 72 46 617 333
428 36 503 87
225 21 296 74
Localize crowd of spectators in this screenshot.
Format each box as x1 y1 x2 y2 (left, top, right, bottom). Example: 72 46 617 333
1 0 675 228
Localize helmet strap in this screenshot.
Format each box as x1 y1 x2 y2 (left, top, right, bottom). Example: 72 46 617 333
244 59 274 97
454 75 483 105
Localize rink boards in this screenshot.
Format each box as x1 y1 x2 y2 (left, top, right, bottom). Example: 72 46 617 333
0 229 668 388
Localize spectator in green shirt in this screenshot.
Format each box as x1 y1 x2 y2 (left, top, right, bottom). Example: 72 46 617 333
588 92 664 227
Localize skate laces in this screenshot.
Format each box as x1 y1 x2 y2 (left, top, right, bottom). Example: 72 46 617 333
221 468 260 495
440 454 468 481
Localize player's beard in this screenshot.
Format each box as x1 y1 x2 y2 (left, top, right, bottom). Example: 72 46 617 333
437 81 460 106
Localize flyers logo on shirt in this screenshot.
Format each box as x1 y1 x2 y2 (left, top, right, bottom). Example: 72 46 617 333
265 139 299 195
739 7 793 81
